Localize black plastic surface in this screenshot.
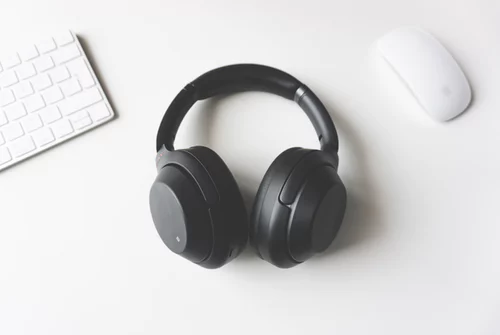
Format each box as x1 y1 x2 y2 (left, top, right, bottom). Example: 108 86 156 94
193 64 301 100
259 203 294 267
156 88 196 152
296 88 339 155
150 166 213 263
156 64 339 155
150 146 248 269
279 150 337 205
250 148 310 255
251 148 347 268
156 148 219 206
287 166 347 262
187 146 248 267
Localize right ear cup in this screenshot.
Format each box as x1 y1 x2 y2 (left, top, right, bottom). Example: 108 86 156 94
250 147 311 259
150 146 247 269
251 148 347 268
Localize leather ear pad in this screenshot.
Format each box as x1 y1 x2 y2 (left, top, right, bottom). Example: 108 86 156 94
185 146 248 265
250 148 312 254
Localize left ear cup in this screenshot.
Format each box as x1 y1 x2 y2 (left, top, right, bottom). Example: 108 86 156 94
150 146 247 269
251 149 347 268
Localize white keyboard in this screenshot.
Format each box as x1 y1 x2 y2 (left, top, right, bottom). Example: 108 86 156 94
0 31 114 171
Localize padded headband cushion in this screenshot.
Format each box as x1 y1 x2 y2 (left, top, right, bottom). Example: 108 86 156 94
192 64 301 100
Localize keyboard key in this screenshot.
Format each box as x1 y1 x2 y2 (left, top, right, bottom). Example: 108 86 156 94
87 103 111 122
21 114 43 133
41 86 64 104
59 87 102 116
0 132 4 146
52 44 80 64
19 45 39 61
33 56 55 72
51 119 73 138
60 78 82 96
32 127 55 147
10 136 36 157
0 71 19 88
0 110 7 126
24 94 45 113
0 147 12 165
39 105 61 124
72 115 92 130
69 109 87 122
48 66 70 83
37 38 57 54
16 63 37 80
69 110 93 129
54 31 74 46
2 53 21 69
0 89 15 107
12 81 34 99
67 59 95 88
31 74 52 91
4 103 27 121
2 122 24 141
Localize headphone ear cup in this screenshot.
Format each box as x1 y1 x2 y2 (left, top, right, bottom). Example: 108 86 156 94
251 149 347 268
150 146 247 269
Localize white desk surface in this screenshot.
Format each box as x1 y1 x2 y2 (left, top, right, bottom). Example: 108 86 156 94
1 1 499 334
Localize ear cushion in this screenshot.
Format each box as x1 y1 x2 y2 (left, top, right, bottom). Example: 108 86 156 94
250 147 312 254
184 146 248 265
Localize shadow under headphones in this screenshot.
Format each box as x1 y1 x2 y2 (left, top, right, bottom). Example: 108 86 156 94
150 64 347 269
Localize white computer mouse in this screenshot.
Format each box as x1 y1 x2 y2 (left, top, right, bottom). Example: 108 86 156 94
377 27 472 122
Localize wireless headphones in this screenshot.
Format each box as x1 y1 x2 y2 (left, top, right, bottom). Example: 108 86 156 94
150 64 347 269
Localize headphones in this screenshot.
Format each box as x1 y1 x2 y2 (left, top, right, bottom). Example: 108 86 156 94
150 64 347 269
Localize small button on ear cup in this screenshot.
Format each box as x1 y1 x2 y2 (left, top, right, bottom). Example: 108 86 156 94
150 165 213 263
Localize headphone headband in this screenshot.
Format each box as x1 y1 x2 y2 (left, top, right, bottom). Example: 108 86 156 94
156 64 339 155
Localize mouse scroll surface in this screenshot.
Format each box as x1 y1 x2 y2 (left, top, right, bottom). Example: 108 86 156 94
377 27 472 122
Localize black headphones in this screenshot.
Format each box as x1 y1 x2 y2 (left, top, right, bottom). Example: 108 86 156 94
150 64 347 269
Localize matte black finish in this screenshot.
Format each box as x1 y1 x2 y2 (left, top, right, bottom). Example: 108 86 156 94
187 146 248 266
295 87 339 157
251 149 347 268
194 64 301 100
287 166 347 263
155 146 219 206
156 64 339 155
151 64 347 269
150 146 247 269
250 148 311 256
279 150 338 204
150 165 213 263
